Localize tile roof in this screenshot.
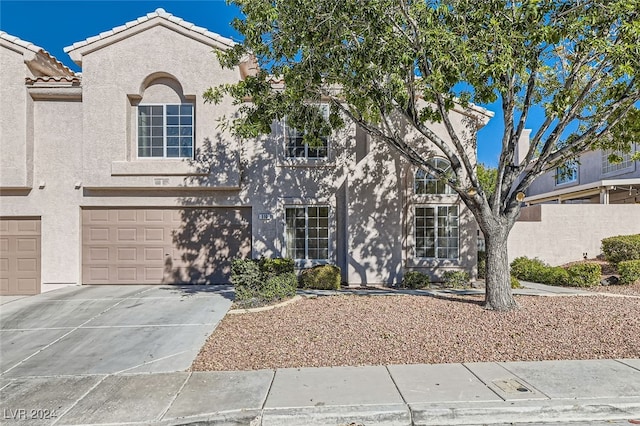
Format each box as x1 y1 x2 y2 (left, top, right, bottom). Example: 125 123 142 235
0 31 76 76
25 75 81 85
64 8 235 53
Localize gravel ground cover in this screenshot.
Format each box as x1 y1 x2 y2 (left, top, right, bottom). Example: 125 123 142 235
585 281 640 296
192 294 640 371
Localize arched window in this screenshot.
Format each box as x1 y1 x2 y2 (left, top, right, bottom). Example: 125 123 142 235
137 76 194 159
415 158 454 195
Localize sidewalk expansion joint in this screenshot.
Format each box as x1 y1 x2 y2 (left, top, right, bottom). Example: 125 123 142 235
385 364 413 425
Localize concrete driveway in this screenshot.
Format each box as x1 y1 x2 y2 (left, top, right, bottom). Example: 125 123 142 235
0 285 233 378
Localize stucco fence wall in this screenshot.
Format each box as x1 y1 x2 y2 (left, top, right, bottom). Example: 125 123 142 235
507 204 640 266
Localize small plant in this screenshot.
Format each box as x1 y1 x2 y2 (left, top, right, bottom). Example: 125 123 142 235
231 258 261 302
442 270 471 288
300 265 341 290
261 272 298 301
232 257 297 307
565 263 601 287
510 275 521 289
510 256 548 282
400 271 430 289
259 257 295 277
601 234 640 264
618 259 640 285
540 266 570 286
477 250 486 279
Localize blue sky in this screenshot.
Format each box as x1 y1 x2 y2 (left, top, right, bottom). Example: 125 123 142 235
0 0 505 166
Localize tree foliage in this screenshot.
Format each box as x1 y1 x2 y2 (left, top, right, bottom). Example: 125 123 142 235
207 0 640 310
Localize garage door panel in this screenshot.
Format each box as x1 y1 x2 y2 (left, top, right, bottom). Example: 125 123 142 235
0 218 41 295
82 208 251 285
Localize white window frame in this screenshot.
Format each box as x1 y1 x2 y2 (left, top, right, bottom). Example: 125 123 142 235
284 205 330 261
415 158 455 195
284 104 330 160
137 103 194 159
414 205 459 260
602 147 636 175
555 160 578 186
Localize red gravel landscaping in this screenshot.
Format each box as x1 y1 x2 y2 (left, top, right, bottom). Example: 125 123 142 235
191 294 640 371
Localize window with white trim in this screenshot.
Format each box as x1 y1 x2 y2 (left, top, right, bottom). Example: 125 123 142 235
415 205 459 259
285 206 329 260
415 158 454 195
602 148 635 175
285 104 329 159
138 104 193 158
555 160 578 185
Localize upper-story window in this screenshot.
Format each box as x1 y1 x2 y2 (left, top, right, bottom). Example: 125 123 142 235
285 104 329 159
555 160 578 185
138 104 193 158
602 148 635 175
415 158 454 195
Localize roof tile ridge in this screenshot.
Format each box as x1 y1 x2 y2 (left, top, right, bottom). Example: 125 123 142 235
64 8 236 54
1 30 76 76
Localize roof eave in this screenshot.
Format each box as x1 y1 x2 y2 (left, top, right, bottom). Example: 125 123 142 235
64 9 235 67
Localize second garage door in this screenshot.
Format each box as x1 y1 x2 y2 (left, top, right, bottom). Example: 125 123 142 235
0 217 41 295
82 207 251 285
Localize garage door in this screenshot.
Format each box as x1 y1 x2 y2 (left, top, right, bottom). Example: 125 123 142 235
82 208 251 285
0 217 41 295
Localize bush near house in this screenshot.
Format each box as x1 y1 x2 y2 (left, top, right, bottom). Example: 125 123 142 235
618 260 640 285
442 270 471 288
565 263 602 287
510 257 548 282
300 265 341 290
231 258 297 307
400 271 430 289
477 250 486 279
510 256 600 287
601 234 640 264
510 276 521 289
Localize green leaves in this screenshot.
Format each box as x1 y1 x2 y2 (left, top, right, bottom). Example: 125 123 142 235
207 0 639 219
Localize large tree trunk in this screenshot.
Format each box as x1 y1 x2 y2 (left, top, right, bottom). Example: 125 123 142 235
482 225 518 311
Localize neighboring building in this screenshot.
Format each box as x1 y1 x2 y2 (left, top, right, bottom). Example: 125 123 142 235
0 9 491 295
507 134 640 266
523 144 640 205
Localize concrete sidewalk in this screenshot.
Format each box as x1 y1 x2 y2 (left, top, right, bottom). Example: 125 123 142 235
1 358 639 425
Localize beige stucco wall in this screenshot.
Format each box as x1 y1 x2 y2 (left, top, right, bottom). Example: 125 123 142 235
508 204 640 266
0 43 32 188
0 98 83 291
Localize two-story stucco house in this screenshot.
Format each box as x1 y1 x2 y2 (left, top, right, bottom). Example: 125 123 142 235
0 9 491 296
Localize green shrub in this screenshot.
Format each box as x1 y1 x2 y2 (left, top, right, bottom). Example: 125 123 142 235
231 259 261 304
510 257 548 282
259 257 295 277
232 257 297 307
618 259 640 285
601 234 640 264
540 266 570 286
442 270 471 288
261 272 298 301
400 271 430 289
300 265 341 290
565 263 601 287
511 275 521 289
477 250 486 279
